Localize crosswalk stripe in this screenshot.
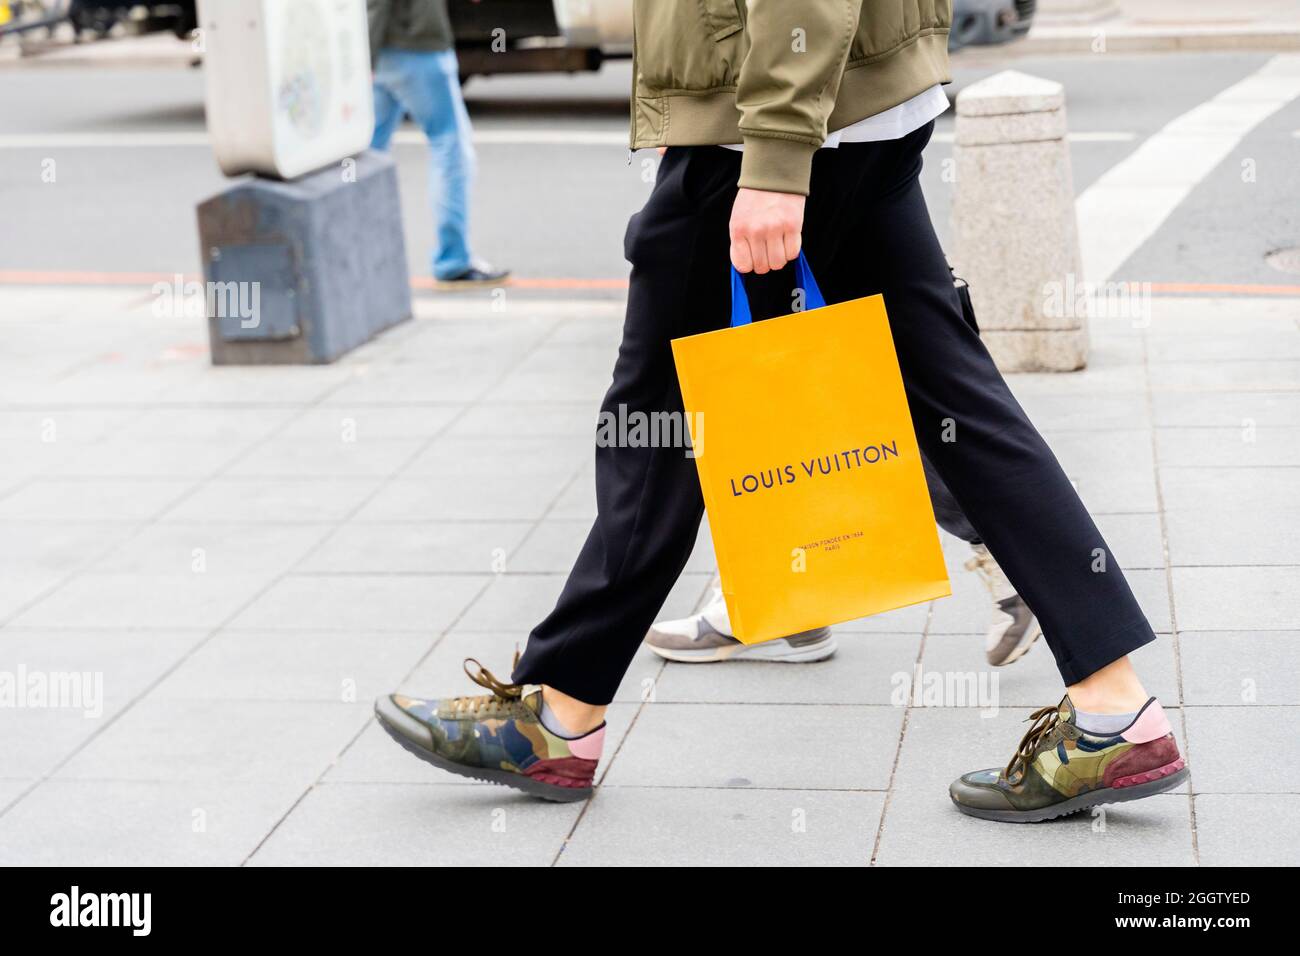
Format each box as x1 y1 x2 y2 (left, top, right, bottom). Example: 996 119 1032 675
1075 53 1300 284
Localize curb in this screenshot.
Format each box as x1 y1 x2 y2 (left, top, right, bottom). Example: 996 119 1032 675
0 35 197 70
1007 25 1300 55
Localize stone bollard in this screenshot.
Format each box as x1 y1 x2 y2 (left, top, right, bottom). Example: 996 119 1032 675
196 150 412 365
952 70 1088 372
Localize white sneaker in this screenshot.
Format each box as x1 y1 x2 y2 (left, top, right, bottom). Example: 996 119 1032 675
964 543 1042 666
644 589 837 663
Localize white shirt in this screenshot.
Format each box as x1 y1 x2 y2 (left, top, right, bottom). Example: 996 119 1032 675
722 84 949 151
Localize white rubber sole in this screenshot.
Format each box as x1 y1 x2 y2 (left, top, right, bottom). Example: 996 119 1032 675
647 632 837 664
988 623 1042 667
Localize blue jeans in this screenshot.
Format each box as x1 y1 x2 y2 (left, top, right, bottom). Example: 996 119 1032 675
371 48 475 280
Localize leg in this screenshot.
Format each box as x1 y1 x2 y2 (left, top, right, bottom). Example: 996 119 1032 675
388 49 475 279
921 453 980 544
513 147 744 705
374 148 745 800
369 52 404 151
828 126 1155 688
922 450 1044 666
823 125 1181 820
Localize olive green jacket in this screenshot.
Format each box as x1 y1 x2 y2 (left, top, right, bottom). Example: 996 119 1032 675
367 0 453 61
632 1 952 195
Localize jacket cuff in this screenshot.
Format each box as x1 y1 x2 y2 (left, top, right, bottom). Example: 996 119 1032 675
737 136 818 195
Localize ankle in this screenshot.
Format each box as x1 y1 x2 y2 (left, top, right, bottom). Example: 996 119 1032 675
1066 655 1149 712
1067 656 1150 714
540 685 606 736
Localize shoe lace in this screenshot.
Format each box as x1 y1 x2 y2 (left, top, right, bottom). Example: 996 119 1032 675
445 653 523 718
964 546 1003 594
1004 705 1061 783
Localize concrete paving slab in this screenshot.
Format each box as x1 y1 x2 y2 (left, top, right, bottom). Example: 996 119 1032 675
1179 631 1300 705
0 477 196 521
150 630 434 703
1158 466 1300 512
874 789 1195 865
651 633 921 705
559 787 884 867
445 401 598 439
1047 429 1160 513
355 472 577 521
224 437 429 479
834 601 932 634
456 570 709 633
229 573 490 632
602 703 903 791
1193 794 1300 866
278 405 461 441
246 782 581 867
1148 359 1300 390
403 435 591 478
1182 705 1299 793
299 521 534 575
0 779 306 866
1165 506 1300 565
1156 426 1300 467
9 572 271 629
1171 566 1300 630
158 477 384 523
91 522 329 576
55 697 372 787
1151 390 1300 428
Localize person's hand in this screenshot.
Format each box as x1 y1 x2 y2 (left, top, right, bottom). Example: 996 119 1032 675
729 188 805 274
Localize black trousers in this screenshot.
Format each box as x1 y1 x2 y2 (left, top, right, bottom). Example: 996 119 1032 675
514 123 1156 704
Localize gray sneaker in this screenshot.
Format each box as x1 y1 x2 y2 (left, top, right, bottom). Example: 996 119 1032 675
645 589 836 663
965 543 1041 667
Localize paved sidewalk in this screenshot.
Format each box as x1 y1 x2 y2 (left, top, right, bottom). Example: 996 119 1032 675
0 286 1296 866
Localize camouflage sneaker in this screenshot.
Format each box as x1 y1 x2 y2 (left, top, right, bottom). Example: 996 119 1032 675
645 588 836 663
374 659 604 803
965 543 1041 667
949 696 1187 823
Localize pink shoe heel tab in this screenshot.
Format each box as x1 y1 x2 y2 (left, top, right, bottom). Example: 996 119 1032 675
567 724 606 760
1122 699 1171 744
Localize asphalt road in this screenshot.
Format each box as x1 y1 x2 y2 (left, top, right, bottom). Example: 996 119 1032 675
0 50 1297 287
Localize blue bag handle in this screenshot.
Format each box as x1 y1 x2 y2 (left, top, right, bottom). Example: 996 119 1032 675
729 250 827 328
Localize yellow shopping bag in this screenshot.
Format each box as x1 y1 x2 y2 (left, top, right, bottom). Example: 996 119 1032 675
671 254 950 643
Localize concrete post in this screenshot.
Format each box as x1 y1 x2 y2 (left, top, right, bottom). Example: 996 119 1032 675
196 150 412 365
952 70 1088 372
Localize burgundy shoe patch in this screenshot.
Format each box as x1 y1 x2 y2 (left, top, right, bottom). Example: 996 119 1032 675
523 756 597 788
1104 733 1183 789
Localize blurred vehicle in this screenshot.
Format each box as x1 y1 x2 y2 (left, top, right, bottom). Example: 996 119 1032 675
949 0 1035 50
0 0 196 40
450 0 631 83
